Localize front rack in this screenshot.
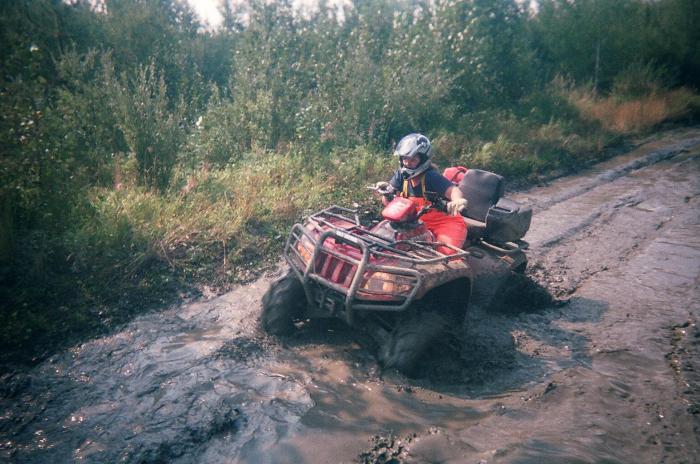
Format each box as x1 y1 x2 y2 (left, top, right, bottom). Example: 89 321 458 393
284 206 469 325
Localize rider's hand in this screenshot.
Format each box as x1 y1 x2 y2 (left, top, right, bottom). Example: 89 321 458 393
447 198 468 216
374 181 395 196
374 181 391 191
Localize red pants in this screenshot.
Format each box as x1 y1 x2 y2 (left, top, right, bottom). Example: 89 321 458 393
408 198 467 254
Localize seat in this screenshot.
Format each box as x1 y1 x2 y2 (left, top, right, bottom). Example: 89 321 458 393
457 169 505 240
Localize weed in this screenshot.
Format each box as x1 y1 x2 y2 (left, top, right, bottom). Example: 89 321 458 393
570 87 698 134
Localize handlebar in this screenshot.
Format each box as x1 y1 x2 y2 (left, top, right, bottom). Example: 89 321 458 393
366 183 394 197
367 183 449 215
366 183 395 202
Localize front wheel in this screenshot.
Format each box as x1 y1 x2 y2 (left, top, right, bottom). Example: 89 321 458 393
378 311 446 377
261 270 306 336
513 259 527 274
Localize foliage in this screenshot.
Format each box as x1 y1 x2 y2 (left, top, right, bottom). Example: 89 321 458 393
611 61 673 99
434 0 536 109
113 62 187 191
570 87 700 134
531 0 700 92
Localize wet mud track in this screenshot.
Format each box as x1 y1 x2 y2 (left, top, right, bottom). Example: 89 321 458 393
2 128 700 463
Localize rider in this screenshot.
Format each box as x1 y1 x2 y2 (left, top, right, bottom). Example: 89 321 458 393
377 133 468 253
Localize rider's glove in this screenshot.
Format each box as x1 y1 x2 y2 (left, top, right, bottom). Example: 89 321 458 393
374 181 395 198
446 198 468 216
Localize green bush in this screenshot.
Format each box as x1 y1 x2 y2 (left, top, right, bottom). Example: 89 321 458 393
611 61 674 100
115 62 187 191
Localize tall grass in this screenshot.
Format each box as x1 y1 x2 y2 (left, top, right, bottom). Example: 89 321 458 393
79 146 394 285
570 88 699 134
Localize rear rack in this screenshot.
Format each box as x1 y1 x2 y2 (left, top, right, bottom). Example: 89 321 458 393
284 206 469 325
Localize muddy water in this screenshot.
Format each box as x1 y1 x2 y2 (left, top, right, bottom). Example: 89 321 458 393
2 128 700 463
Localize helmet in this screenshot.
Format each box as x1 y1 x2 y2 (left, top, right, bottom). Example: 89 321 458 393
394 133 433 179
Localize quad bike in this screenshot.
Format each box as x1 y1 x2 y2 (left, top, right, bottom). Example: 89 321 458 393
261 168 532 376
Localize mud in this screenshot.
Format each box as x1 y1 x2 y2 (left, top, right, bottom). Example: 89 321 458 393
1 127 700 463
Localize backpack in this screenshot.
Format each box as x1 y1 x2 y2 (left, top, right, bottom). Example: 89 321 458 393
442 166 468 184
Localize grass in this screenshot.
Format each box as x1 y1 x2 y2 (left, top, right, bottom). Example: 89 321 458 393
432 86 699 185
569 87 699 134
0 144 393 367
86 145 392 280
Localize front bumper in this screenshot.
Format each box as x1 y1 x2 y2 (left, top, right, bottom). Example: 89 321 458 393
284 206 470 326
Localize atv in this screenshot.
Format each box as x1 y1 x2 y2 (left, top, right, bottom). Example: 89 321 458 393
261 168 532 376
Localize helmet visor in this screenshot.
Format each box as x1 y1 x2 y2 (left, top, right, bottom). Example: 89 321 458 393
395 138 416 157
400 153 421 167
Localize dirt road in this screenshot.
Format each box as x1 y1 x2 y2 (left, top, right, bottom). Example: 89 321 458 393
2 127 699 463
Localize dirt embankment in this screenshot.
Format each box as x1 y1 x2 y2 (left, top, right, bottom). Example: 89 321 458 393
1 127 699 463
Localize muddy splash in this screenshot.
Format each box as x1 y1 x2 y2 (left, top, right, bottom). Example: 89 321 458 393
1 128 699 463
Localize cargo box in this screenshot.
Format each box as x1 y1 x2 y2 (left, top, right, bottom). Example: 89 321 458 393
484 198 532 244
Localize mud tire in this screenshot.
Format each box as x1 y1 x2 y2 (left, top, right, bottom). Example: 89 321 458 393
261 270 306 336
378 311 446 377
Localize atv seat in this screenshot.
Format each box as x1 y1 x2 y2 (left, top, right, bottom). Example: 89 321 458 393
458 169 504 240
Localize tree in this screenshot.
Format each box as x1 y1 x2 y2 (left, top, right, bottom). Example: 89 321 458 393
532 0 647 92
432 0 535 108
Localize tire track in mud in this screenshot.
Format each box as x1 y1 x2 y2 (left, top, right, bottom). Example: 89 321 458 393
520 134 700 299
355 129 700 463
486 131 700 463
556 198 700 464
520 133 700 214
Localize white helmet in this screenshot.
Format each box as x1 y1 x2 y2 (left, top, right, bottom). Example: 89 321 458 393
394 133 433 179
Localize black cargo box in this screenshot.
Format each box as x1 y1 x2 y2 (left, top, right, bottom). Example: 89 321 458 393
484 198 532 244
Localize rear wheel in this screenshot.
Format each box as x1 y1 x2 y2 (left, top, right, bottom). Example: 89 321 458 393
378 311 446 377
261 270 306 336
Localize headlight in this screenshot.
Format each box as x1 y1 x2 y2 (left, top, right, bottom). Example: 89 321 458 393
360 271 415 296
294 235 314 265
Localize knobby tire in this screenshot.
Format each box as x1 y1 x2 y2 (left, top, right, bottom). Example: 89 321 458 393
261 270 305 336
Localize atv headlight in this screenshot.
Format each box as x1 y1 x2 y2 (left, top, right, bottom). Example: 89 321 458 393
295 235 314 265
361 271 414 296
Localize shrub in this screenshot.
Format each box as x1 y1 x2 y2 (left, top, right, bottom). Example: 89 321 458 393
611 61 674 100
114 62 187 191
572 87 698 134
